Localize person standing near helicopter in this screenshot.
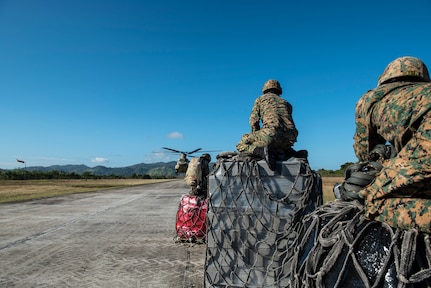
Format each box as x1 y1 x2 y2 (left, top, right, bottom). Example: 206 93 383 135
184 153 211 198
236 79 299 169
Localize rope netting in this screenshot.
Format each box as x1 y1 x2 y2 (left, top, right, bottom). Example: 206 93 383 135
205 157 322 287
175 194 208 243
289 200 431 288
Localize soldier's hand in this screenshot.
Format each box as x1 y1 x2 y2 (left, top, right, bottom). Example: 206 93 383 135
243 134 253 144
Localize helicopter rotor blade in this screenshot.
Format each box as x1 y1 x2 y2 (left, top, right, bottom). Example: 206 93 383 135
186 148 202 155
161 147 221 156
162 147 183 154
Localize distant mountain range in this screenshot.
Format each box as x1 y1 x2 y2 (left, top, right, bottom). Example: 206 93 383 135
8 162 179 177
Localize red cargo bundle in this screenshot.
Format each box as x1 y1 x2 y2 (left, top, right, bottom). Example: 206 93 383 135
175 194 208 242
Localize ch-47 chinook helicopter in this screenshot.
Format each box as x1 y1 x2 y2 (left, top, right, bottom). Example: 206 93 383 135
162 147 203 173
162 147 215 173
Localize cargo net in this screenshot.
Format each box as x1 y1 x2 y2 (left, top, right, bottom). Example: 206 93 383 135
205 158 322 287
289 200 431 288
175 194 208 243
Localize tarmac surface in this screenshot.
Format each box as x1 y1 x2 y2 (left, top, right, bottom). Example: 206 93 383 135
0 180 206 288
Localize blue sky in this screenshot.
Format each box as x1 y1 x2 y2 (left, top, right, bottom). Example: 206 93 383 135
1 0 430 171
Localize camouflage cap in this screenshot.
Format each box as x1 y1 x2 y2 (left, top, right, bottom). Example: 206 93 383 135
262 79 282 94
378 56 430 86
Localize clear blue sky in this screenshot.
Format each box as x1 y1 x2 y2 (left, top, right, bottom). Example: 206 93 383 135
1 0 430 171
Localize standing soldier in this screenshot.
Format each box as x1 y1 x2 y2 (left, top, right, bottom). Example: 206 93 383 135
184 153 211 198
351 56 431 232
236 79 299 169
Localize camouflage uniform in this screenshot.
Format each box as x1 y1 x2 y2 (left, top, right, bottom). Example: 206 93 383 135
184 154 211 198
353 56 431 232
236 80 298 156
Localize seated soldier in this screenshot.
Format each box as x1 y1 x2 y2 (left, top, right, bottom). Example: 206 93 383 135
236 79 301 169
341 56 431 233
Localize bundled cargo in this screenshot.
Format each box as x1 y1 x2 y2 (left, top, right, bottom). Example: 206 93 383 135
175 194 208 242
205 156 322 287
289 200 431 288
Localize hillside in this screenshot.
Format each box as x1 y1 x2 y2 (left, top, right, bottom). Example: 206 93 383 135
18 162 178 177
2 160 345 178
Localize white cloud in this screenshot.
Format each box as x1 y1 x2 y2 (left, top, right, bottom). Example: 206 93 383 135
167 131 184 139
91 157 109 163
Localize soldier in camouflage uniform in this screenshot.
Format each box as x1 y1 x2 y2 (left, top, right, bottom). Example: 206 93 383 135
352 56 431 233
236 80 298 167
184 153 211 198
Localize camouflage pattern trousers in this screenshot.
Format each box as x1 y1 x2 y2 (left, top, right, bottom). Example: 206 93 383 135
236 128 293 154
361 111 431 233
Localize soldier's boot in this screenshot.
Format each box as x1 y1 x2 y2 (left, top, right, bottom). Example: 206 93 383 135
294 149 308 159
283 147 308 160
253 146 276 171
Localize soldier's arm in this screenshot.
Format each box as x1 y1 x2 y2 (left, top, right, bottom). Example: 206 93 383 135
353 99 385 161
353 98 371 161
249 99 261 132
353 125 370 161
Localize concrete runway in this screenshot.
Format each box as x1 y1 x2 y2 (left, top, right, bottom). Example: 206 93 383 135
0 180 206 288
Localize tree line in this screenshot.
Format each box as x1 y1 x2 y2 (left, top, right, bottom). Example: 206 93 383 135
0 169 175 180
0 162 353 180
316 162 354 177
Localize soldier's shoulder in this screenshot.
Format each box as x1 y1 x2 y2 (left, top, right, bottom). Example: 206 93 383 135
418 82 431 90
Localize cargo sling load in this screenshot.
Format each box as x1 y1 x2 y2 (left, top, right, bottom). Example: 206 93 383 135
289 200 431 288
205 153 323 287
175 194 208 242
